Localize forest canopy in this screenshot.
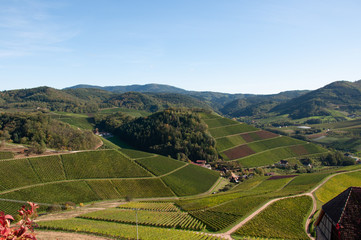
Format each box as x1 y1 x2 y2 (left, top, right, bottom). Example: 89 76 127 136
0 112 100 151
97 109 218 162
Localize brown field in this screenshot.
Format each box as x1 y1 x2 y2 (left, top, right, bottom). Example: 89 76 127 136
256 130 279 139
307 132 327 139
290 145 309 155
224 145 255 160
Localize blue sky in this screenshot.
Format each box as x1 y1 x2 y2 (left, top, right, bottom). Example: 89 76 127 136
0 0 360 94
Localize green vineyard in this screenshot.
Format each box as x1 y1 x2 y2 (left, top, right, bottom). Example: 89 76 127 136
79 208 205 231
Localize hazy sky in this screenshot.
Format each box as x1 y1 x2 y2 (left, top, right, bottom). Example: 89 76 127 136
1 0 360 94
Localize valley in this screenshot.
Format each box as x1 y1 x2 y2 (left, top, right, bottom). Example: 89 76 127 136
0 82 360 239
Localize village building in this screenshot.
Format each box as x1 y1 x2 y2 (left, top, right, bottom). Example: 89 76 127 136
191 160 212 170
229 172 240 183
315 187 361 240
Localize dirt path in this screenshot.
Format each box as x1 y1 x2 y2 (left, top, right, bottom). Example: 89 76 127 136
36 200 122 222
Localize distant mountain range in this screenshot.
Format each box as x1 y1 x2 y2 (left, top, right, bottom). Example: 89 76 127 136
66 83 309 114
1 80 360 120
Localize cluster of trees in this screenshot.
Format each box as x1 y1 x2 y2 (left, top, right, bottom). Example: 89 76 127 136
94 112 134 133
0 113 100 152
320 152 355 166
111 109 218 162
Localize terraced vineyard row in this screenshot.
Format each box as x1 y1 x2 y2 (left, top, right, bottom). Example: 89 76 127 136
189 210 239 231
235 196 312 239
118 201 180 212
315 170 361 203
161 164 220 196
79 208 205 231
237 144 327 168
38 218 222 240
176 177 290 211
136 155 186 176
0 151 15 160
0 150 151 191
201 114 327 167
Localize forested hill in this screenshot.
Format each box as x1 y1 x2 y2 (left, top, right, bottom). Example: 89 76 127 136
105 92 212 112
271 80 361 119
66 83 309 113
219 90 309 117
0 87 212 113
67 83 189 94
0 87 100 113
0 112 100 151
102 109 218 162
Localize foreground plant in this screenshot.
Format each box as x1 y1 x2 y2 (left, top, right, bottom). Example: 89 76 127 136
0 202 38 240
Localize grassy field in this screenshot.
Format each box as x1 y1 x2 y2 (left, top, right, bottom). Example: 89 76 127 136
198 112 220 119
51 112 94 130
136 155 186 176
162 164 219 196
315 170 361 203
235 196 312 239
